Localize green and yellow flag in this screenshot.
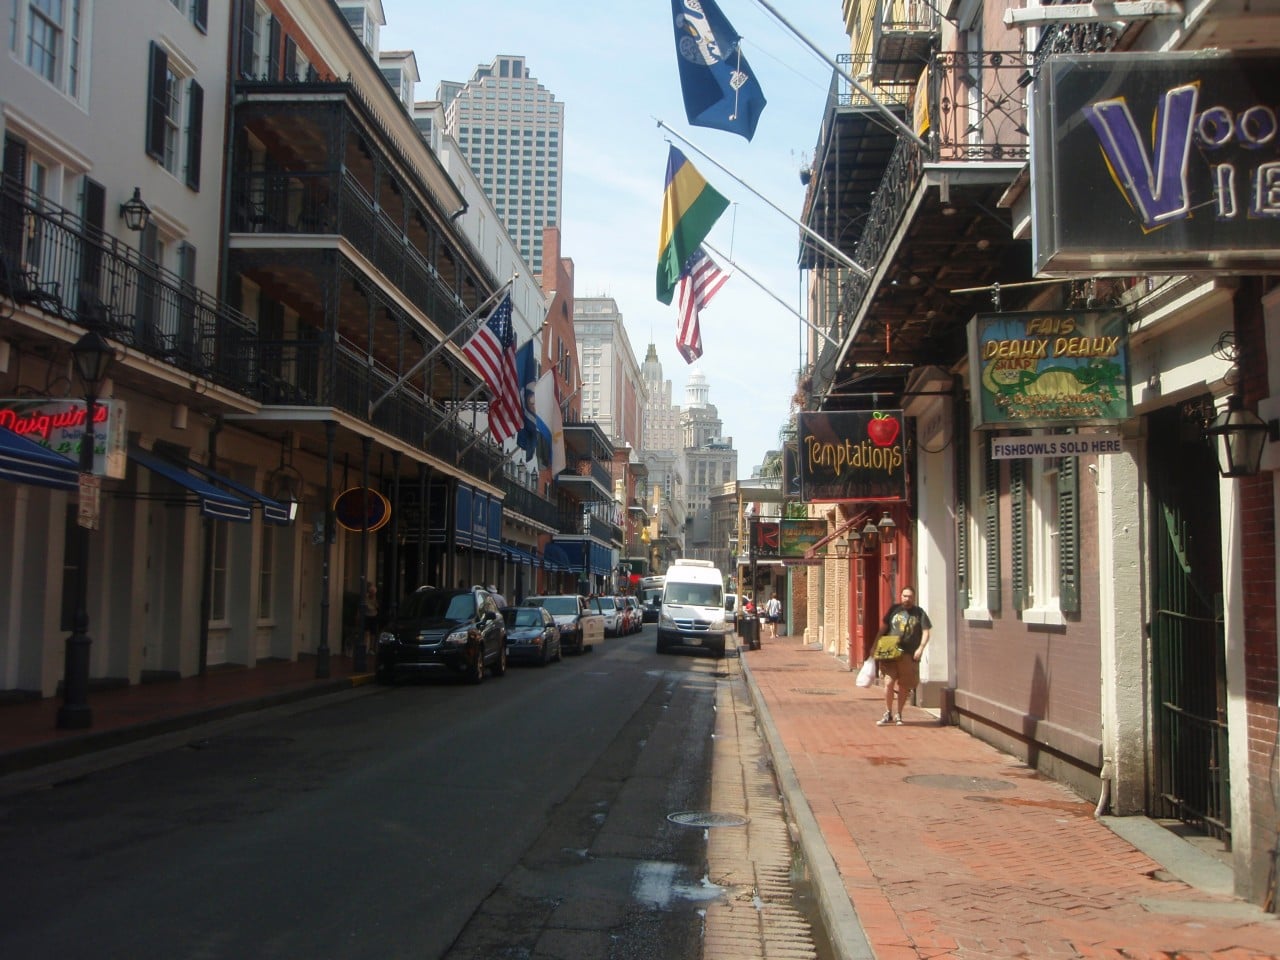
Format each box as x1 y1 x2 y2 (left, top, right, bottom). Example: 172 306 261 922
656 146 728 305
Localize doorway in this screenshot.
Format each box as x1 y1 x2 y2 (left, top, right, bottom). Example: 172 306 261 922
1147 403 1230 841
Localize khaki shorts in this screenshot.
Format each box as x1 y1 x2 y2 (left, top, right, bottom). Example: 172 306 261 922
880 654 919 689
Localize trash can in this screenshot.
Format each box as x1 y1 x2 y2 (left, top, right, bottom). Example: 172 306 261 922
739 615 761 651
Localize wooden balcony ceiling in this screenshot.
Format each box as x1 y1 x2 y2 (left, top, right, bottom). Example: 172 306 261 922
872 32 934 86
838 182 1033 379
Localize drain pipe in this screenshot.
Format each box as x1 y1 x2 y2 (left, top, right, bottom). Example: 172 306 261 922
1095 758 1113 818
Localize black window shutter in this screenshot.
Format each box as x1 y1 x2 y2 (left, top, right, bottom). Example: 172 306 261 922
1010 459 1028 612
984 448 1001 613
1058 456 1080 614
267 17 281 80
81 178 106 291
2 136 27 258
3 135 26 184
146 42 168 161
185 79 204 189
193 0 208 33
238 0 256 77
284 35 297 80
955 413 970 608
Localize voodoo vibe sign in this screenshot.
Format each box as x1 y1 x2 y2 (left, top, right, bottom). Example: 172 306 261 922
1031 52 1280 275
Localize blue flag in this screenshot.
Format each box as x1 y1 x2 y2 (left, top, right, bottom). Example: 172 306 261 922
671 0 767 141
515 339 540 463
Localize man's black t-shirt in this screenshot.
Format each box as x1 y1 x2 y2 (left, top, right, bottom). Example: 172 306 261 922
882 604 932 655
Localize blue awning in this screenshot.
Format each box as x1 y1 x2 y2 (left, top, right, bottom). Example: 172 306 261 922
542 542 571 572
129 447 254 523
183 457 293 525
0 428 78 491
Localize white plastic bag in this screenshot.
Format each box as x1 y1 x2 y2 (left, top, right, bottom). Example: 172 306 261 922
855 656 876 688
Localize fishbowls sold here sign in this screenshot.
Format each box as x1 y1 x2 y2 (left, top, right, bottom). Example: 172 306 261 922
968 310 1130 429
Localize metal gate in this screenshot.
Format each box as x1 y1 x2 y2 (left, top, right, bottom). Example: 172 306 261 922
1147 403 1230 841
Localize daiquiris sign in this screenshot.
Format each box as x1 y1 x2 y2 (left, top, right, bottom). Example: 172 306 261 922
1031 52 1280 275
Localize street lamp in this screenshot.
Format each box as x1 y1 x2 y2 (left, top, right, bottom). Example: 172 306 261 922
1205 394 1270 478
58 330 115 729
861 518 880 552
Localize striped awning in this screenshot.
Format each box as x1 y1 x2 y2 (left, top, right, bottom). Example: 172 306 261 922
0 427 78 490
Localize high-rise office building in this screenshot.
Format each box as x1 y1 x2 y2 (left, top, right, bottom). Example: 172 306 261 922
573 297 646 451
437 55 563 277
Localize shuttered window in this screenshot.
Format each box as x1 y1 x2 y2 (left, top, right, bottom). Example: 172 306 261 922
145 42 167 161
984 446 1000 613
1058 455 1080 614
185 79 203 189
1010 458 1028 613
955 408 970 607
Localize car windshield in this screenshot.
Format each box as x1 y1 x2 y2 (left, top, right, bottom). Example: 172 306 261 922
597 597 616 611
724 595 737 611
531 597 577 616
643 589 662 604
503 608 543 628
400 590 475 621
666 583 723 606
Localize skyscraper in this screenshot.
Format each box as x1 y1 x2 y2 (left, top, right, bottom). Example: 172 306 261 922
437 55 563 277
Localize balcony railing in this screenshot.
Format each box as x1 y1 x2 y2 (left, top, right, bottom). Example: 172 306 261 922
561 456 614 494
229 169 472 338
0 178 259 394
814 49 1033 380
500 476 559 529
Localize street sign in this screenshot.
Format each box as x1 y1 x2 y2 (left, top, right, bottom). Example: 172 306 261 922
77 473 101 530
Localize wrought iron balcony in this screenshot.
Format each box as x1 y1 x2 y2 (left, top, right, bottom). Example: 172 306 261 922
229 169 472 339
500 475 559 529
0 177 259 395
873 0 939 85
560 456 614 496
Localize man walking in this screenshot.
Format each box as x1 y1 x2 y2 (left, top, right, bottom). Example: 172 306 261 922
876 587 931 725
765 594 782 638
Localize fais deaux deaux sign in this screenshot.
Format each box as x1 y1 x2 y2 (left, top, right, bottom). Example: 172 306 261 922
1031 52 1280 276
796 411 907 503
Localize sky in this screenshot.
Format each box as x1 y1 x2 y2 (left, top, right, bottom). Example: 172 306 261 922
379 1 849 476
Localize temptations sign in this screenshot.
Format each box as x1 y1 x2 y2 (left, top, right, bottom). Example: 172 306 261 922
1031 52 1280 276
796 411 907 502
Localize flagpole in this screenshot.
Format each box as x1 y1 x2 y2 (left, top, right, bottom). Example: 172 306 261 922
423 383 486 444
655 120 871 280
751 0 929 150
368 275 517 418
701 241 841 349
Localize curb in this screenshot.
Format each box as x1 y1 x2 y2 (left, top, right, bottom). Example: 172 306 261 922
739 651 875 960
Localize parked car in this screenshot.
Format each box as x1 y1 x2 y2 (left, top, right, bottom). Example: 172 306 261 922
615 596 635 635
503 606 562 665
595 595 622 636
525 595 605 654
657 559 729 658
641 585 663 623
375 586 507 684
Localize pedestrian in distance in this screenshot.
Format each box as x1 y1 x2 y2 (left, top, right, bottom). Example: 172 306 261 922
362 583 380 658
765 594 782 638
876 587 931 726
488 584 508 608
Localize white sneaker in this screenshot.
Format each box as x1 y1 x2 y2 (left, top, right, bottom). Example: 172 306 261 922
876 711 894 726
895 714 904 725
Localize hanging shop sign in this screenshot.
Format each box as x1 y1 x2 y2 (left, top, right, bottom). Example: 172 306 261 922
796 411 907 503
781 442 801 500
333 486 391 532
991 434 1125 459
1031 51 1280 276
779 519 828 557
0 398 128 478
750 519 779 558
968 310 1130 428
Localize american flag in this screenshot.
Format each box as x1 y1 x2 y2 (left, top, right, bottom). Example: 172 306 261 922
462 293 523 442
675 246 728 364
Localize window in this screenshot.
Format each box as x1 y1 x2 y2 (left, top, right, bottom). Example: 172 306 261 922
146 42 203 189
19 0 83 97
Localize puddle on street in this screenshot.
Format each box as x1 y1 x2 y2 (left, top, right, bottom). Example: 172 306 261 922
790 839 839 960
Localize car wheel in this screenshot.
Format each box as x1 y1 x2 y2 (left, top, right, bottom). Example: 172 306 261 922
554 638 563 662
492 639 507 677
468 646 485 684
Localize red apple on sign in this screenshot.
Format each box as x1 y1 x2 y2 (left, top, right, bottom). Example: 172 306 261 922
866 413 899 447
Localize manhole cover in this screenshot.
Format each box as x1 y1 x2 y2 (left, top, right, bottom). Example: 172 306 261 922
904 774 1015 791
667 811 750 828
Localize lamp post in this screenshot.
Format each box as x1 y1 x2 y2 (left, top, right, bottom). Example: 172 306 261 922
119 187 152 233
1206 394 1270 478
57 330 114 729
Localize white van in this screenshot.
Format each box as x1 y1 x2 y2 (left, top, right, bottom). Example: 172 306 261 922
657 559 729 658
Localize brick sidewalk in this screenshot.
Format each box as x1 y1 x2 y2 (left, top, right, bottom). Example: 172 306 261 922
741 636 1280 960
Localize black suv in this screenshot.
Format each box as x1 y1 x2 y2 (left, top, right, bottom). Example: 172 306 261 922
375 586 507 684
